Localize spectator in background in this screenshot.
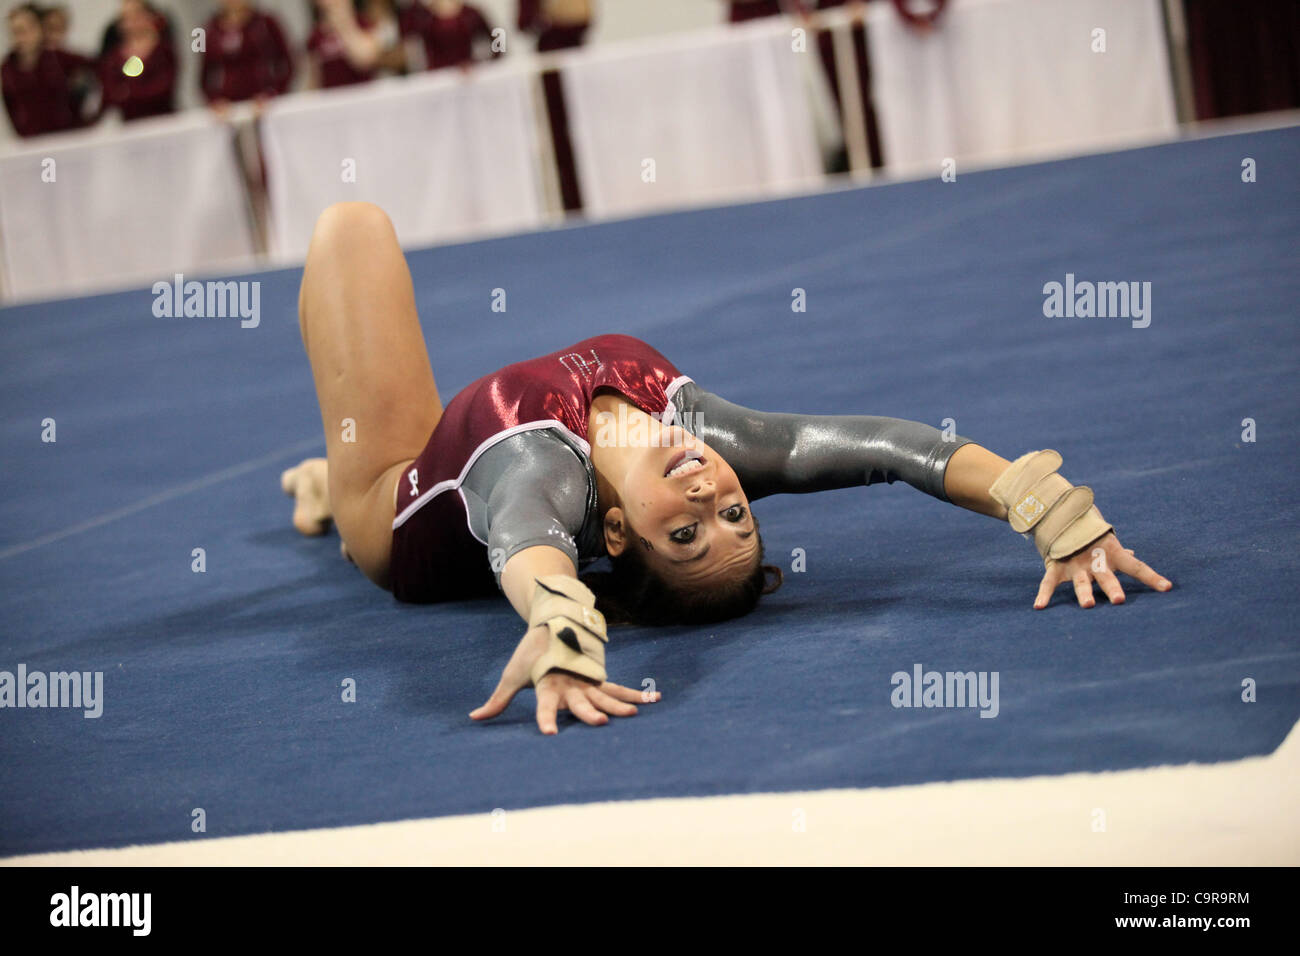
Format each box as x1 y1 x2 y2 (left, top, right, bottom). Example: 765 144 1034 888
518 0 588 51
360 0 404 75
100 0 176 120
41 3 99 124
39 2 65 46
400 0 499 73
2 3 85 136
305 0 377 89
518 0 591 212
99 0 173 58
200 0 294 111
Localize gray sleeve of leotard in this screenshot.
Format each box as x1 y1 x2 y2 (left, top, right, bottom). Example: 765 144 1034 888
673 381 974 502
459 431 594 591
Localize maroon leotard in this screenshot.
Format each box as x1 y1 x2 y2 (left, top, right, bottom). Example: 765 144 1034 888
389 334 692 603
399 3 498 71
200 12 294 103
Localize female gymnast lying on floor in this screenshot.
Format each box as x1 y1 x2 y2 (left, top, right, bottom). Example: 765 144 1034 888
282 203 1172 735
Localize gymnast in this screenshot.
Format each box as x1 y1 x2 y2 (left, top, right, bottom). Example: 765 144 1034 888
282 202 1172 734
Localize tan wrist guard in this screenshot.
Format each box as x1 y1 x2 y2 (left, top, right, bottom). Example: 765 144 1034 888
988 450 1113 563
527 575 608 686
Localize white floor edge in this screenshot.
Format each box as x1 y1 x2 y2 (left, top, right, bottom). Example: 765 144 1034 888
7 719 1297 866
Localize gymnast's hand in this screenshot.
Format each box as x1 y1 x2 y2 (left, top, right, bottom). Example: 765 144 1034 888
1034 532 1172 610
469 625 662 735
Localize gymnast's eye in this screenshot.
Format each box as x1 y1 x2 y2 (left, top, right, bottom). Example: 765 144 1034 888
722 505 747 522
670 523 697 543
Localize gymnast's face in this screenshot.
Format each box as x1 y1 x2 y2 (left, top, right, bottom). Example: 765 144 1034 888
606 428 759 586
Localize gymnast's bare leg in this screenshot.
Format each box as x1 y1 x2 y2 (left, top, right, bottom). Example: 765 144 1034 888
282 202 443 590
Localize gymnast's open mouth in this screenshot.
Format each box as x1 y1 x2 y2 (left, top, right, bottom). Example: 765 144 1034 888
664 449 706 478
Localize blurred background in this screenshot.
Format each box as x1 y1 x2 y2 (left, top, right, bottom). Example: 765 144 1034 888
1 0 1297 302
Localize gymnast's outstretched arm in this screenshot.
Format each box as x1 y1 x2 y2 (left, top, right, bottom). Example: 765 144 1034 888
673 381 970 502
940 444 1166 606
469 543 660 734
454 434 658 733
675 382 1171 609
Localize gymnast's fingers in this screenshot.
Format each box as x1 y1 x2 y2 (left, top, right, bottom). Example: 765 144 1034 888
470 676 522 720
1113 549 1172 592
601 681 661 704
1094 568 1126 605
535 683 562 736
564 686 609 727
586 686 638 717
1072 569 1096 609
1033 565 1060 610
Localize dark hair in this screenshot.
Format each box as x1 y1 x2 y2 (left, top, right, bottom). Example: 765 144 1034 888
581 515 783 626
8 4 43 23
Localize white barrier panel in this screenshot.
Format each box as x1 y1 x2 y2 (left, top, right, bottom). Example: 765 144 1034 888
0 113 258 302
260 66 545 263
867 0 1177 172
561 19 825 218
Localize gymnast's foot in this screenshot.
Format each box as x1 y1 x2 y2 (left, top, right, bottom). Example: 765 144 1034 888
281 458 332 536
